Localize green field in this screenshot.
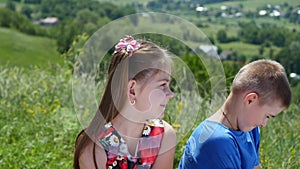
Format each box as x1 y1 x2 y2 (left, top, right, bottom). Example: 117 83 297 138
0 65 299 168
0 0 300 168
0 27 63 68
219 41 280 58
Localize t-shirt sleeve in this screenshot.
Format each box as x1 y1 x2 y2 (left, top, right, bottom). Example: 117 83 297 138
179 134 241 169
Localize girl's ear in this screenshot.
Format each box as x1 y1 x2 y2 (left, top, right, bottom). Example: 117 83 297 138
128 79 137 101
244 92 259 105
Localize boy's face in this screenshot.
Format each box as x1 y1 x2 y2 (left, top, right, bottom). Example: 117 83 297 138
239 96 285 132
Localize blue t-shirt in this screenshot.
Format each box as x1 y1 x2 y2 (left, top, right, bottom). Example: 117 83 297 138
178 120 260 169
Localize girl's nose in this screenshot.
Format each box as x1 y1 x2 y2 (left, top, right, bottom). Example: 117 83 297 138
166 87 174 99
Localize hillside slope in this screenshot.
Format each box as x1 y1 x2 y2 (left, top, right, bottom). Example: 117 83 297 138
0 27 63 68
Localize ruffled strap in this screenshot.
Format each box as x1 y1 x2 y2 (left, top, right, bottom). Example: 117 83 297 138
138 119 164 166
97 119 165 169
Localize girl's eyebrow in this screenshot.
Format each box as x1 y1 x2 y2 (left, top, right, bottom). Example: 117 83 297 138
158 78 171 82
163 78 170 81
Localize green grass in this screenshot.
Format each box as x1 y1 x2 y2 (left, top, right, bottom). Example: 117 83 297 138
0 65 80 168
220 42 260 55
260 104 300 168
0 65 299 168
0 0 299 168
218 41 280 58
0 27 63 68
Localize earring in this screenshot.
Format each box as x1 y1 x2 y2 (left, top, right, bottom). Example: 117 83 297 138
130 99 136 105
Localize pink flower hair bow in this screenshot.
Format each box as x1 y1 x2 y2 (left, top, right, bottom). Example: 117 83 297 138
114 35 140 57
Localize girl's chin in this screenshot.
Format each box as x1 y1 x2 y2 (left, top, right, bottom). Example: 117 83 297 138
157 111 165 119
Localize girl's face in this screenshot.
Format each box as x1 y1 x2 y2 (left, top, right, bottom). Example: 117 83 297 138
239 96 284 132
134 70 174 119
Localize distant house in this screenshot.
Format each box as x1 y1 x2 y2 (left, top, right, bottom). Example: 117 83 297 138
196 6 208 12
220 5 227 11
290 73 300 80
258 10 267 16
35 17 59 26
219 50 233 60
197 45 218 58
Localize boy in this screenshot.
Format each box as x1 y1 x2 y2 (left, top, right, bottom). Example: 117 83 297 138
178 59 292 169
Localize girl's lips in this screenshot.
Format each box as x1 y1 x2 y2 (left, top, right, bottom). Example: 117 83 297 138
160 104 166 108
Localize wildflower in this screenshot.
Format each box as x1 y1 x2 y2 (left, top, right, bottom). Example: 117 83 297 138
177 101 183 112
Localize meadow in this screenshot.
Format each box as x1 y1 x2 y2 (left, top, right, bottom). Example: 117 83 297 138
0 0 299 168
0 62 299 168
0 27 63 68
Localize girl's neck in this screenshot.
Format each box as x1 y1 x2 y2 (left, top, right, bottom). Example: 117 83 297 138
111 114 145 156
111 114 145 138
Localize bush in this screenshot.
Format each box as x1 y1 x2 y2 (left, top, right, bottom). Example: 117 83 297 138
0 8 47 36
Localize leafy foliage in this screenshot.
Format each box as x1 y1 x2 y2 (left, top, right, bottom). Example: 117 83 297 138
0 8 46 36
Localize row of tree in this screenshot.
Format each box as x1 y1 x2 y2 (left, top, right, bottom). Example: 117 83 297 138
215 20 300 76
0 8 46 36
5 0 136 53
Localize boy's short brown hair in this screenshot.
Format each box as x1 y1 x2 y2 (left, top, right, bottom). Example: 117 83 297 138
231 59 292 108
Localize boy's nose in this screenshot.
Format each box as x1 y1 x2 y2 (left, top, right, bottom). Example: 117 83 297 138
261 119 268 127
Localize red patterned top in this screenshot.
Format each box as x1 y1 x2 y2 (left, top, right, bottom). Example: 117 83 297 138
98 119 165 169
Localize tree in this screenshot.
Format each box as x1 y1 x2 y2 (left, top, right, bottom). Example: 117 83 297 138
6 0 16 11
273 41 300 75
21 6 33 19
74 9 99 31
217 29 228 43
259 45 264 55
180 53 210 96
24 0 42 3
62 33 89 69
56 21 79 54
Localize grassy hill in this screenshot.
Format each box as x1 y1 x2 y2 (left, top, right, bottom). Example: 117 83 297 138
0 27 63 68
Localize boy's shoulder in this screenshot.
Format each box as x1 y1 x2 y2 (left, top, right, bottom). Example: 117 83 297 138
190 120 237 146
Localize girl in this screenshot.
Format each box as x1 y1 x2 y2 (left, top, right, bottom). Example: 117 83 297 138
74 36 176 169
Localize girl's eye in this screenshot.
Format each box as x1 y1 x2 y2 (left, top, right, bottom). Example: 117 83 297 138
266 115 270 119
160 82 168 87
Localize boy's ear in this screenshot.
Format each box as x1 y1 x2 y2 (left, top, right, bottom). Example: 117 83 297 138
244 92 258 105
128 79 137 100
